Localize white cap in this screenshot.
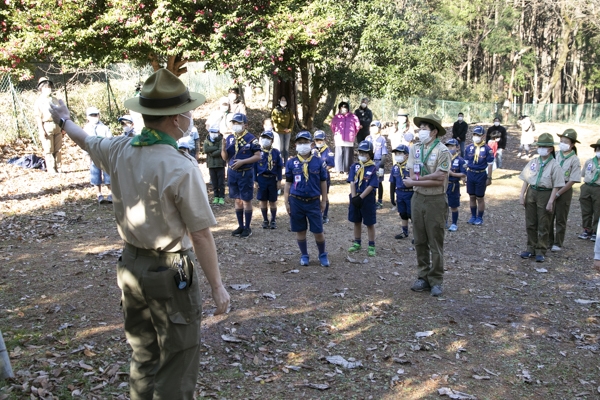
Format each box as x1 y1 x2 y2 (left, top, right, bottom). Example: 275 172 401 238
86 106 100 115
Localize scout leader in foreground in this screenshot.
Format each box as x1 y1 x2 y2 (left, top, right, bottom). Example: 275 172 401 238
49 69 230 400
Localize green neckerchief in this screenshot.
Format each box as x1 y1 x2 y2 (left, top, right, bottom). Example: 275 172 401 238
419 138 440 176
130 127 178 151
590 156 600 184
559 150 574 167
535 155 554 188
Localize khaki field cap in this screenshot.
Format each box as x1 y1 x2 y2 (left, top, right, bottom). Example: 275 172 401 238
557 128 580 144
124 69 206 116
535 133 557 146
413 114 446 136
397 108 409 116
37 77 53 88
590 138 600 149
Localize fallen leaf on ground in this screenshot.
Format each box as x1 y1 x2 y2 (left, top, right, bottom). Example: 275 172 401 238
229 284 251 291
221 334 243 343
325 355 363 369
416 331 434 338
574 299 599 305
438 387 477 399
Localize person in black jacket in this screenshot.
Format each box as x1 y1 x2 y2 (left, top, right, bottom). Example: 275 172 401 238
354 97 373 143
485 118 507 168
452 112 468 157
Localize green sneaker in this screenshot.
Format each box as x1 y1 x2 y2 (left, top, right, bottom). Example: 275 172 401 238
348 243 361 253
212 198 219 204
218 197 225 205
367 245 376 257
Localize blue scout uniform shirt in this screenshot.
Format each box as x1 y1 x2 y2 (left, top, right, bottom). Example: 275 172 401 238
255 147 283 180
285 155 328 198
465 143 494 170
317 145 335 183
348 162 379 194
225 132 261 169
389 162 411 189
366 134 388 161
449 154 467 182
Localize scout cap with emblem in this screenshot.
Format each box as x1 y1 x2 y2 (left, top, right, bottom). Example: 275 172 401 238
231 113 248 124
392 144 410 154
370 121 381 128
124 68 205 116
313 130 326 141
260 130 274 139
118 114 134 124
472 125 485 136
358 140 374 152
295 131 313 142
445 138 459 146
535 133 557 147
557 128 580 144
413 114 446 136
590 138 600 149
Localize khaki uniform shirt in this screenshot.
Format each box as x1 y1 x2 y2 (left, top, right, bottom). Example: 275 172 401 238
34 95 57 122
519 156 565 188
556 151 581 183
85 136 216 251
406 139 451 195
582 157 600 185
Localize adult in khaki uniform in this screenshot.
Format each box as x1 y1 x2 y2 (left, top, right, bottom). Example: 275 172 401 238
34 77 62 173
519 133 565 263
578 139 600 241
49 69 230 400
404 114 451 297
549 129 581 251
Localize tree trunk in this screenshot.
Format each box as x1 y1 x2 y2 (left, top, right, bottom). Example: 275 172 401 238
148 53 187 76
539 18 573 104
299 58 310 130
314 89 338 129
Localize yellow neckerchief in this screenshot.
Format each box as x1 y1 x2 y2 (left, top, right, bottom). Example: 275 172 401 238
473 139 486 163
234 131 247 153
297 153 313 181
318 144 329 155
395 159 408 175
355 160 376 184
262 147 273 170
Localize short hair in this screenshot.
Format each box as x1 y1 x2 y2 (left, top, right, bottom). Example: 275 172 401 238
419 122 436 132
142 114 169 124
229 87 240 94
458 112 464 116
494 117 500 122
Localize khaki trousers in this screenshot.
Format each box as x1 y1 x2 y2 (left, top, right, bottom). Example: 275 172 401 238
411 192 447 287
117 244 202 400
579 184 600 232
40 121 63 173
549 187 573 247
525 188 552 256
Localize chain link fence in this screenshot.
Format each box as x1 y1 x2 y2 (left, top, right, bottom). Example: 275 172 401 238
0 62 233 145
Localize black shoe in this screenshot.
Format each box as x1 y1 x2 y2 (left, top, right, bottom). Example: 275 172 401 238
395 232 408 239
411 278 431 292
241 228 252 238
231 226 244 237
535 255 545 262
270 220 277 229
262 220 269 229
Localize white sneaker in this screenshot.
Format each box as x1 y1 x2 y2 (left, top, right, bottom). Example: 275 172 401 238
551 245 561 252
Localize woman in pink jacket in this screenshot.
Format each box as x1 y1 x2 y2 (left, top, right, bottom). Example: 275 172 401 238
330 101 360 174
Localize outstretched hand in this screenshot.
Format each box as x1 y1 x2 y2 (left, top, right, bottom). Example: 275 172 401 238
49 99 71 125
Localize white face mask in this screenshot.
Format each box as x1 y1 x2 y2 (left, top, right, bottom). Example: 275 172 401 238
398 116 407 124
220 105 229 112
394 155 406 163
232 124 244 134
458 116 463 121
178 113 193 137
559 142 571 152
315 141 325 148
41 87 52 96
228 93 237 101
260 138 272 147
370 127 379 135
473 135 482 144
361 103 367 109
537 148 550 157
280 101 287 107
340 108 348 114
494 121 500 126
358 155 368 163
209 132 219 140
418 129 432 143
596 151 600 159
296 143 311 156
404 132 414 142
122 125 133 134
88 117 99 124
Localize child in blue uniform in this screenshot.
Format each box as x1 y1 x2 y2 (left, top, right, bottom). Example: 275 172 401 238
255 130 283 229
366 121 388 209
222 113 262 238
465 125 494 225
445 139 467 231
389 144 413 239
348 140 380 256
314 130 335 223
284 131 330 267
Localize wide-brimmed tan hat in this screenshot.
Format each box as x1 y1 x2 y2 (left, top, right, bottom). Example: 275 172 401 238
397 108 409 116
590 139 600 149
413 114 446 136
37 77 53 88
124 69 205 116
557 128 580 144
535 133 557 146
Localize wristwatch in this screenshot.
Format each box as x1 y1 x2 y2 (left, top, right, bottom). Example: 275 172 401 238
59 118 71 129
556 192 561 198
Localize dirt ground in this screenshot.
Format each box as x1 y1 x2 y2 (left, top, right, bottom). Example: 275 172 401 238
0 108 599 399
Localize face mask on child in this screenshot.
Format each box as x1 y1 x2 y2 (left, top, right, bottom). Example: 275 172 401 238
472 135 482 144
296 144 311 156
537 148 550 157
358 155 368 163
315 141 325 148
209 132 219 141
559 142 571 152
394 155 406 163
418 130 432 143
232 124 244 134
260 138 272 147
370 127 379 135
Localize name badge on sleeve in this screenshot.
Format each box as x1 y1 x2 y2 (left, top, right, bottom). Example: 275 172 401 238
295 175 302 183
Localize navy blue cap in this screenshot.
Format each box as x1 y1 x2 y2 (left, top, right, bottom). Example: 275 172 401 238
370 121 381 128
260 130 274 139
295 130 313 142
445 138 459 146
231 113 248 124
313 130 326 140
358 140 374 152
473 125 485 135
392 144 410 154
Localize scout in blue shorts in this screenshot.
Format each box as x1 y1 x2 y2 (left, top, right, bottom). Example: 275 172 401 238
313 130 335 223
465 125 494 225
348 140 379 256
445 139 467 232
366 121 389 209
221 113 262 238
284 131 330 267
389 144 413 239
255 130 283 229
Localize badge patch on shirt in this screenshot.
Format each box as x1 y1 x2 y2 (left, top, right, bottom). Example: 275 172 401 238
295 175 301 183
415 148 421 159
440 161 449 170
587 163 593 171
294 160 300 166
530 162 537 171
429 153 437 161
453 160 459 166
